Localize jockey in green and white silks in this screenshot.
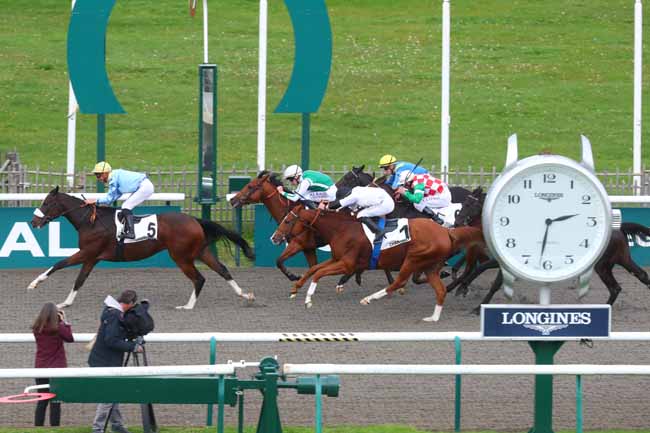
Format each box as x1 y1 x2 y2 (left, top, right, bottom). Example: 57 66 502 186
277 165 337 204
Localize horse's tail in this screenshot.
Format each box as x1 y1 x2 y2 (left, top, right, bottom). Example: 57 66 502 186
195 218 255 260
620 222 650 238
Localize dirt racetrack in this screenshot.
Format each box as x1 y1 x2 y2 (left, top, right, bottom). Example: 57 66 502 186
1 265 649 431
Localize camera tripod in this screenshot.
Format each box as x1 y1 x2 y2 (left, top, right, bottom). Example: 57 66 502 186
103 341 158 433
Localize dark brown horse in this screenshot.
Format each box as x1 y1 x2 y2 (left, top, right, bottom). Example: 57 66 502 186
271 205 484 321
29 187 255 309
453 187 650 313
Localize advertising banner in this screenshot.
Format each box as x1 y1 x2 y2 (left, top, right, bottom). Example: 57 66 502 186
0 206 179 269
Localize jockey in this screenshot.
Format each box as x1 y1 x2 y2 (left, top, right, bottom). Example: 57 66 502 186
328 185 395 241
276 165 337 208
378 154 428 190
84 162 154 240
396 171 451 224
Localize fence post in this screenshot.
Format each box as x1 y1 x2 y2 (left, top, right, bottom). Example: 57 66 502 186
206 337 217 426
454 336 462 432
576 375 583 433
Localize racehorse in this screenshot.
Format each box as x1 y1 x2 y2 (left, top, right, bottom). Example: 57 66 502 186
453 187 650 312
270 205 484 321
229 169 394 292
29 186 255 309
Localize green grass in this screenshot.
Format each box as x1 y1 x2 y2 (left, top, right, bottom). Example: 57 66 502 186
1 1 648 172
2 428 650 433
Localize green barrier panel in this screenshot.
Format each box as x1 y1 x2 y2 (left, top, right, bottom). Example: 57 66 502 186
50 376 238 405
0 206 178 269
254 204 330 267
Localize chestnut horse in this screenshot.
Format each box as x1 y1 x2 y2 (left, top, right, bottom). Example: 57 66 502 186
29 187 255 309
229 169 393 292
453 187 650 313
271 205 484 321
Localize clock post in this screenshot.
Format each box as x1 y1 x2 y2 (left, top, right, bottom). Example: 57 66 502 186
528 286 564 433
481 134 618 433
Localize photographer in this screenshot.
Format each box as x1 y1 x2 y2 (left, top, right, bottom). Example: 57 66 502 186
88 289 143 433
32 302 74 426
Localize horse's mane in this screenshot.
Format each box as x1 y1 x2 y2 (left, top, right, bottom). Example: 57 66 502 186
258 170 283 187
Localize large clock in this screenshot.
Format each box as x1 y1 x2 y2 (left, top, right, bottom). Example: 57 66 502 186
482 134 621 296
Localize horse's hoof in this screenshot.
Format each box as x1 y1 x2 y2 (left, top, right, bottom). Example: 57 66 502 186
27 284 36 291
289 293 297 300
244 293 255 303
471 307 480 316
305 301 313 309
175 305 193 310
422 315 438 322
335 285 344 294
397 288 406 295
288 274 301 282
360 297 370 305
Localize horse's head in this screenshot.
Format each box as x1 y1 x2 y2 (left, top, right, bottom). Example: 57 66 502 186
270 205 308 245
454 186 485 227
229 171 282 207
31 186 63 228
336 165 374 188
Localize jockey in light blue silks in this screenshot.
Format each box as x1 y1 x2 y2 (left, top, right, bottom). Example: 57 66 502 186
378 154 428 190
84 162 154 239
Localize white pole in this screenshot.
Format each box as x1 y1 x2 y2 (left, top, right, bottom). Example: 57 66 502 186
440 0 451 182
65 0 78 189
202 0 209 63
256 0 268 171
633 0 643 194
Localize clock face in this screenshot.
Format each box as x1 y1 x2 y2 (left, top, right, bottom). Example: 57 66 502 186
484 158 611 283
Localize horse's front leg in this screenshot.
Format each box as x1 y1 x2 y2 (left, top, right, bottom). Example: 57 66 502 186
58 259 99 309
290 258 335 298
28 250 87 290
305 260 353 308
275 241 309 281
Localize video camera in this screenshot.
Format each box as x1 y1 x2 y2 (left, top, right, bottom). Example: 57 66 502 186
122 300 155 340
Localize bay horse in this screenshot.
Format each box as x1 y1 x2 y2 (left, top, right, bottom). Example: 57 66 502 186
453 187 650 313
229 169 394 292
29 186 255 309
271 205 484 321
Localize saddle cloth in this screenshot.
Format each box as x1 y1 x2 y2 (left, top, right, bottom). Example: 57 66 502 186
361 218 411 250
436 203 462 228
114 212 158 243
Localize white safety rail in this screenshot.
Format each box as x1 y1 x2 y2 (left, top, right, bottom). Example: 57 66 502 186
0 193 185 202
609 195 650 204
0 364 234 379
2 331 650 343
283 364 650 376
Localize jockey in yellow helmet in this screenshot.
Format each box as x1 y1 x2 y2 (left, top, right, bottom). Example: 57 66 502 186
378 155 428 189
85 162 154 240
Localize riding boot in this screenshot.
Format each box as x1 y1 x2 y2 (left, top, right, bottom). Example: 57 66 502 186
360 217 385 243
121 209 136 239
423 207 444 225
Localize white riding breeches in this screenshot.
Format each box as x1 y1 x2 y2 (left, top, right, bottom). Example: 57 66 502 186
413 190 452 212
121 178 154 210
305 185 337 202
356 199 395 219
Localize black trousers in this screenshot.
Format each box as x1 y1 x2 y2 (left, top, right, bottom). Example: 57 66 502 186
34 378 60 426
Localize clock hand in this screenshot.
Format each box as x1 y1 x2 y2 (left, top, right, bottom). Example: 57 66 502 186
551 213 579 223
539 218 552 264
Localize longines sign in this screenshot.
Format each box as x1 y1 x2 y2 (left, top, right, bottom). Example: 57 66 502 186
481 305 611 339
0 207 178 269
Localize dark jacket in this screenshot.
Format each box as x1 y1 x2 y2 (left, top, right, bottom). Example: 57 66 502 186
88 306 137 367
34 322 74 368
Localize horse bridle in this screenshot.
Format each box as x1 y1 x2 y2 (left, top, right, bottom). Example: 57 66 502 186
275 208 322 242
459 195 483 226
